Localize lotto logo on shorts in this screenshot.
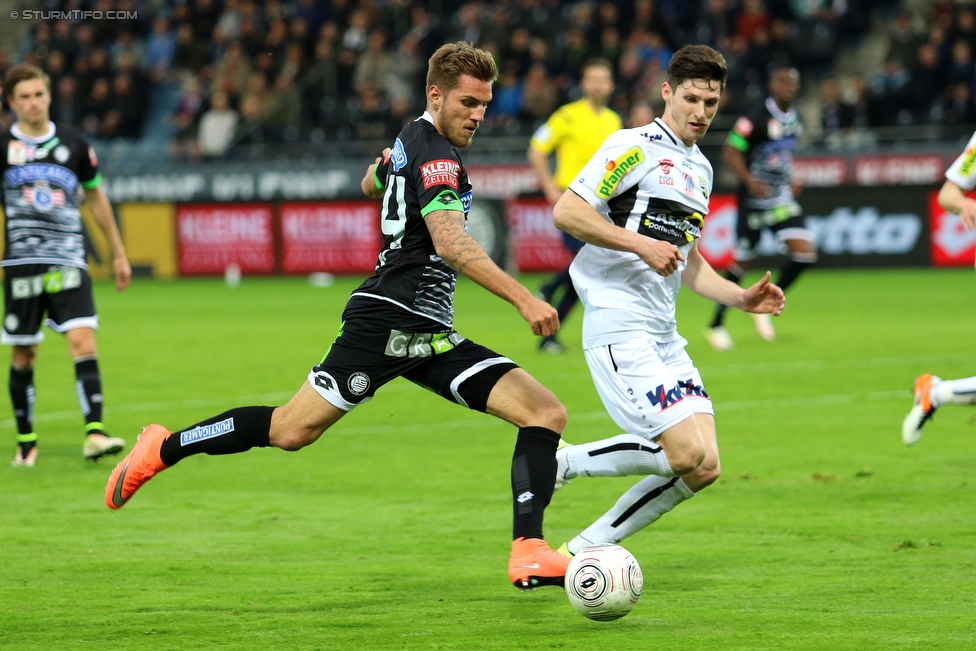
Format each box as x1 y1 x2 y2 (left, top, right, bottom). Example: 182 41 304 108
420 159 460 189
646 379 709 410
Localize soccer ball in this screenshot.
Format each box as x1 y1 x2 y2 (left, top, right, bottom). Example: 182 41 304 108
564 544 642 621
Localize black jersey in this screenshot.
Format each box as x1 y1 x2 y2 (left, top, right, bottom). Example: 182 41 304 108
1 122 100 269
345 113 472 336
726 97 802 211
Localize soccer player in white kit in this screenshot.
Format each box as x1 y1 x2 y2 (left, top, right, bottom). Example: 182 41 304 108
902 129 976 446
549 45 786 555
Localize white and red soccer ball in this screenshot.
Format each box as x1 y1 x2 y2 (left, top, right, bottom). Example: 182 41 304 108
564 544 643 621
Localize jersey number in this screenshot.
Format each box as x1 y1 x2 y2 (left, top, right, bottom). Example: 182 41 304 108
380 175 407 237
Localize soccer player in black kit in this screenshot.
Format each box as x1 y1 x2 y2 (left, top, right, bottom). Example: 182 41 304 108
705 65 816 350
106 43 571 589
2 64 131 467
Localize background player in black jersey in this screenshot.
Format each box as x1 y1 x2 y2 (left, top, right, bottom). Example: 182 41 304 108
706 65 816 350
106 43 571 590
2 65 131 467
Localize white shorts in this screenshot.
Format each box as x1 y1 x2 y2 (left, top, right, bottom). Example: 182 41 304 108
584 335 713 440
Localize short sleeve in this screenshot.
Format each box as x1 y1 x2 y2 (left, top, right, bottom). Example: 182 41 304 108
529 109 568 155
945 130 976 191
725 114 754 152
568 132 648 210
407 142 465 218
77 135 101 190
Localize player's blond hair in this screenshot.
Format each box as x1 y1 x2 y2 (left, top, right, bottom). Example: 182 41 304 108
426 42 498 94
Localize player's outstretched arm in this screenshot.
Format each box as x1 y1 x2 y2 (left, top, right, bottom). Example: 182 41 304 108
552 191 684 276
938 180 976 229
425 209 558 337
682 243 784 315
83 185 131 291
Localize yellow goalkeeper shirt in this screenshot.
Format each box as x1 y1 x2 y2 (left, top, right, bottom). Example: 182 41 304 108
529 99 623 190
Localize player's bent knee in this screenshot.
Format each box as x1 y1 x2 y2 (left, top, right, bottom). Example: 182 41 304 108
668 447 706 476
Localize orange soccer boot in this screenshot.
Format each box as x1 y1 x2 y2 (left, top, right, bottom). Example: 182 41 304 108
508 537 570 589
902 374 940 446
105 424 172 509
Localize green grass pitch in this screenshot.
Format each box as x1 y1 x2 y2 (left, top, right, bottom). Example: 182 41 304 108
2 268 975 650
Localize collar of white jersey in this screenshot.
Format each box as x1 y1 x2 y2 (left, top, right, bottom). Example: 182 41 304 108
651 117 695 151
11 121 56 144
418 111 434 125
765 97 796 123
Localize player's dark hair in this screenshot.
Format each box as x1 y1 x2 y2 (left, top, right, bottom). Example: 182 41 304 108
580 57 614 78
426 41 498 94
667 45 727 91
3 64 50 95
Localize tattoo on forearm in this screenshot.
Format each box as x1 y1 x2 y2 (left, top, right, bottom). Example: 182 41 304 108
427 210 490 273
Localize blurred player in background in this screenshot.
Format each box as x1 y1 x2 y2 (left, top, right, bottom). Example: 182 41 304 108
2 65 130 467
550 46 784 555
902 130 976 445
528 59 620 354
105 43 572 590
705 65 815 350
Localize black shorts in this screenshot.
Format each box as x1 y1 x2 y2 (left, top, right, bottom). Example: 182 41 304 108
2 264 97 345
308 337 518 413
735 200 813 260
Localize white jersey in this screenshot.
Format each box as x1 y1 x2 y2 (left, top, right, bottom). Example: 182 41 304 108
568 118 713 347
945 130 976 191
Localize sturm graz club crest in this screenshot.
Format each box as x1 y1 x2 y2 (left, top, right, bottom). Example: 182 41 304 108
347 372 370 396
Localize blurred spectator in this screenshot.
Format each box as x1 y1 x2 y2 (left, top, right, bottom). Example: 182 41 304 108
173 23 209 75
214 41 253 97
266 74 304 139
234 93 268 146
354 30 393 94
869 58 912 125
105 74 144 138
820 77 854 133
481 5 512 53
349 87 392 141
81 78 112 137
626 101 655 128
171 76 205 158
198 91 240 158
691 0 737 51
386 35 424 109
909 43 945 123
945 40 975 89
110 31 144 70
561 28 593 79
454 3 483 45
887 12 925 68
490 62 524 129
737 0 772 42
952 8 976 54
521 63 559 122
51 76 81 125
144 17 176 78
942 82 976 125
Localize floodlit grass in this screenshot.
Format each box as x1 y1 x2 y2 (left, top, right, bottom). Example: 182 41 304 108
2 268 975 650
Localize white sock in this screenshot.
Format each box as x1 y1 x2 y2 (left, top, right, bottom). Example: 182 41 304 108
567 476 695 554
564 434 675 479
932 376 976 407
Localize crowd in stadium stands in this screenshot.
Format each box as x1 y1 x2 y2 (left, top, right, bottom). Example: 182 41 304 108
1 0 973 160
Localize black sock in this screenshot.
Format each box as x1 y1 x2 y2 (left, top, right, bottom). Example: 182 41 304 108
709 268 744 329
777 259 813 293
74 358 104 433
511 426 560 540
159 406 275 466
9 365 35 448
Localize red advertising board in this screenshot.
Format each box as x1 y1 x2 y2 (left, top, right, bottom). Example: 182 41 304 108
792 156 848 187
698 194 738 270
177 203 275 275
929 190 976 267
854 154 944 186
281 201 381 274
506 197 573 272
